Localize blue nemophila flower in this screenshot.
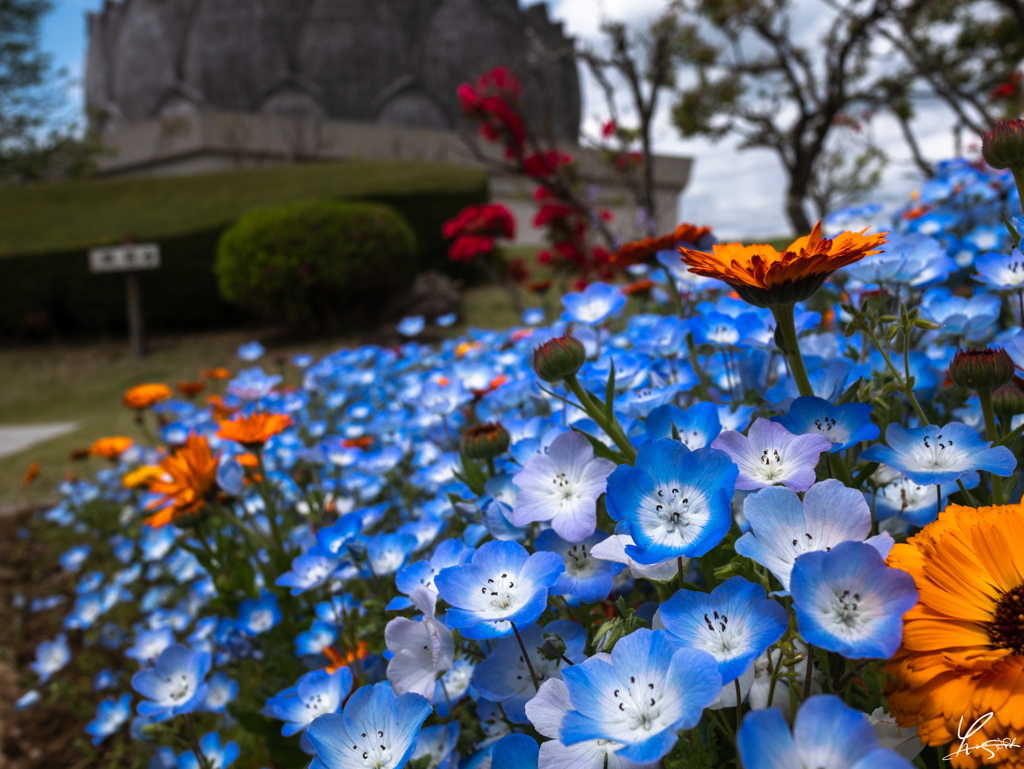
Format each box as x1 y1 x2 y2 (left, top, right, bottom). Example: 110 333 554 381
227 367 282 400
535 529 625 603
237 340 265 361
59 544 91 572
296 620 338 656
276 552 341 595
658 577 788 684
616 384 684 420
605 439 738 565
367 532 419 577
526 677 651 769
235 591 281 636
308 512 363 557
920 288 1001 341
30 633 70 682
132 643 211 721
791 541 918 659
690 309 760 348
177 732 239 769
385 588 455 699
712 418 831 492
125 627 175 663
398 315 425 337
735 480 893 593
644 402 722 449
388 538 474 611
861 421 1016 486
435 539 564 639
511 430 616 543
632 315 689 357
975 248 1024 291
420 378 472 416
15 690 40 711
202 672 238 712
305 682 432 769
490 734 539 769
85 693 131 744
409 723 460 769
737 694 914 769
871 469 978 527
561 282 627 325
771 396 879 452
559 628 721 764
473 619 586 723
262 667 353 737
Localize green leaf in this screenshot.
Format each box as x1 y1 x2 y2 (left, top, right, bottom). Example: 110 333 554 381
456 452 487 496
836 377 863 405
1003 211 1022 249
570 425 627 464
605 360 617 423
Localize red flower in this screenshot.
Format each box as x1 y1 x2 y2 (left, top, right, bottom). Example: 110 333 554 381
443 204 516 263
458 67 527 158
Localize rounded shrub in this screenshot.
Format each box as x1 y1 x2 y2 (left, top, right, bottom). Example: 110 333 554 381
215 200 417 332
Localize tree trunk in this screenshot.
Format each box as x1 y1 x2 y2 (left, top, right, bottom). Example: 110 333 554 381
785 187 812 235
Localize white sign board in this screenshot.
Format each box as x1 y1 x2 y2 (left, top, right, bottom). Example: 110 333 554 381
88 243 161 273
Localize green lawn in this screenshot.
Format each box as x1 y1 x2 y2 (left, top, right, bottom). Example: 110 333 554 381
0 161 486 258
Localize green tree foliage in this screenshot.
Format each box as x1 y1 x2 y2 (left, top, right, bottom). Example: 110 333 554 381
0 0 99 182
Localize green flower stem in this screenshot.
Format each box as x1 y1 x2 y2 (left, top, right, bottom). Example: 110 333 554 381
1012 166 1024 216
564 374 638 463
510 621 540 692
977 388 1005 505
662 265 685 316
858 323 929 425
771 304 814 398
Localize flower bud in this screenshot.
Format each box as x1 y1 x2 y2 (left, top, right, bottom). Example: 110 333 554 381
949 347 1015 390
993 378 1024 418
460 422 510 460
533 335 586 383
539 633 567 661
982 119 1024 171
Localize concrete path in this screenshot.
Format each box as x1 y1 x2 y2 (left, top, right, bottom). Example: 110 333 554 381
0 423 78 459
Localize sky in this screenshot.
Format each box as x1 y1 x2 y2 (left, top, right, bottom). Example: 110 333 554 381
42 0 967 238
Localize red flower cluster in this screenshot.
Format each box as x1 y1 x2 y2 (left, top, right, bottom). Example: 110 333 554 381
990 71 1022 102
458 67 526 159
442 203 516 263
534 187 614 286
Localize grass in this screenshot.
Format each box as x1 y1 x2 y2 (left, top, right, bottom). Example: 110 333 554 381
0 284 526 508
0 160 486 258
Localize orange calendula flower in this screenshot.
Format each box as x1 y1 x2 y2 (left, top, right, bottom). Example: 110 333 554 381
176 381 206 398
22 461 40 489
89 436 134 459
201 368 231 380
621 278 656 296
217 412 293 447
612 222 713 267
324 642 369 674
123 464 163 489
886 502 1024 768
341 436 373 451
679 221 887 307
145 433 219 528
123 383 173 410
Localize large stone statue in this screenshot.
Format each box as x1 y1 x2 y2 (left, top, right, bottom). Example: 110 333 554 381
85 0 581 140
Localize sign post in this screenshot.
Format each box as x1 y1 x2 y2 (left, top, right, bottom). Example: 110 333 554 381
88 243 161 358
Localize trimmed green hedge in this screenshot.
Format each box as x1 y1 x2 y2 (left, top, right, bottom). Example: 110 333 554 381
216 200 417 332
0 162 486 340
